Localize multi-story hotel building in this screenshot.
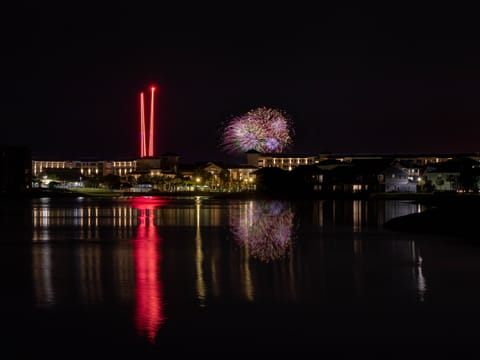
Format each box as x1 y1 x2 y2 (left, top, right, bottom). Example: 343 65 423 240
245 150 317 170
32 159 137 177
246 150 480 171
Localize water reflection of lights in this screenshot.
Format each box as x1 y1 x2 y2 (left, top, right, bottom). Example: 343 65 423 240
195 196 253 304
30 196 169 335
416 255 427 302
230 201 296 262
129 197 168 343
353 200 362 232
32 244 55 305
195 196 206 306
409 241 428 303
32 196 223 233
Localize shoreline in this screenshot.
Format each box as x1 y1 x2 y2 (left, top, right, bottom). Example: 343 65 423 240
3 189 480 203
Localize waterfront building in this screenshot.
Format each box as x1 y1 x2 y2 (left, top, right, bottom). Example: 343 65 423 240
245 150 317 170
384 166 417 192
33 159 137 177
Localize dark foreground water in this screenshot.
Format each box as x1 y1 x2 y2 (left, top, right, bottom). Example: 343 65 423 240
0 196 479 358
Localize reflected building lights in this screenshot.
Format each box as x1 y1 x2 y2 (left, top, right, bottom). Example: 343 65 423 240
113 243 135 304
416 255 427 302
332 201 336 225
315 200 324 227
29 197 168 339
417 203 423 213
242 201 254 301
27 197 434 330
353 235 362 256
310 200 424 229
194 198 256 304
409 241 428 303
385 200 422 223
32 245 55 305
78 245 103 304
32 204 145 233
242 242 254 302
195 197 207 306
353 200 362 233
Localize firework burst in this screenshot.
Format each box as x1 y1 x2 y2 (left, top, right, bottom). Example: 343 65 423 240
221 107 293 154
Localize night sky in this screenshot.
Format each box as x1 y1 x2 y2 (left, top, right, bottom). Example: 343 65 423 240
1 4 480 162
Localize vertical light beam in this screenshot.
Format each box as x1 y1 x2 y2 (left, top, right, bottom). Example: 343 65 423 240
140 92 146 158
148 86 155 157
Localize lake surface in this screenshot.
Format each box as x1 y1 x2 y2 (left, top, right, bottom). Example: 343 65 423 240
0 196 479 358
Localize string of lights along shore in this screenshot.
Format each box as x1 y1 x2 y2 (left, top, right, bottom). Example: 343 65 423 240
139 86 156 158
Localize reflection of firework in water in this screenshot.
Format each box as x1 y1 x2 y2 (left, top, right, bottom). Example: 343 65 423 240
221 107 293 154
230 201 295 262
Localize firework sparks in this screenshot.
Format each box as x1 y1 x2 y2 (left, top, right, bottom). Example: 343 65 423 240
221 107 293 154
229 201 295 262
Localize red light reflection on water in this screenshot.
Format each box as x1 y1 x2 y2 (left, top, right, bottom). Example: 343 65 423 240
131 197 168 342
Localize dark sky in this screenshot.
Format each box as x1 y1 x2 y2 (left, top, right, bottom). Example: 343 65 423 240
2 4 480 162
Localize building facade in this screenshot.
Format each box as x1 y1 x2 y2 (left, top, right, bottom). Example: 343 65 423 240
33 159 137 177
246 150 317 170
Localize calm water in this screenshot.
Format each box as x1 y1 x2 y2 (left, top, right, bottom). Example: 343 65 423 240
0 196 479 358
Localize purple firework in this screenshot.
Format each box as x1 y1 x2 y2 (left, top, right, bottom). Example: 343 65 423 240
221 107 293 154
